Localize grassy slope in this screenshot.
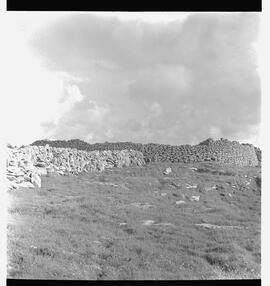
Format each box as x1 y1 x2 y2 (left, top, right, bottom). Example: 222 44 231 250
7 162 261 280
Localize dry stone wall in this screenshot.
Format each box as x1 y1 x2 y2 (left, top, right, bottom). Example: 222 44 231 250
196 138 259 166
254 146 262 164
7 138 258 191
32 138 259 167
141 140 259 166
6 145 145 191
32 139 144 153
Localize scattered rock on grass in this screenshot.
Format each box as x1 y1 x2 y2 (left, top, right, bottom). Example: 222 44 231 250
189 167 198 171
163 167 172 175
204 185 217 192
176 200 186 205
142 220 155 226
130 202 155 209
92 240 102 244
190 195 200 202
195 223 245 230
186 184 198 189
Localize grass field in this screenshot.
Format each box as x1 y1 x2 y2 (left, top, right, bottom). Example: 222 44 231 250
7 162 261 280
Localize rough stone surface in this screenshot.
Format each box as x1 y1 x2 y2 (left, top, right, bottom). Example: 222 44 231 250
163 167 172 175
190 195 200 202
6 145 145 191
31 138 260 167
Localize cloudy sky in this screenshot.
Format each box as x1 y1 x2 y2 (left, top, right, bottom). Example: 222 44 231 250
3 12 261 146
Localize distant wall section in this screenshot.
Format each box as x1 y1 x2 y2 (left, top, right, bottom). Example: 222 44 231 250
142 138 259 166
31 138 260 166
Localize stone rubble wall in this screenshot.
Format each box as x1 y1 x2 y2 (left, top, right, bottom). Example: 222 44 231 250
254 146 262 164
143 139 259 166
6 145 145 191
195 138 259 166
31 138 260 167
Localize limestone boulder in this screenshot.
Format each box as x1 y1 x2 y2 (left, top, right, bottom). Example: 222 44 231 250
30 173 41 188
17 182 35 189
163 167 172 175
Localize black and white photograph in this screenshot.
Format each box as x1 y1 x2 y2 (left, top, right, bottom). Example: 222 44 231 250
3 9 263 282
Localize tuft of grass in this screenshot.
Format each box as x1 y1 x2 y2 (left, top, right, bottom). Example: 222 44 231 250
203 253 238 272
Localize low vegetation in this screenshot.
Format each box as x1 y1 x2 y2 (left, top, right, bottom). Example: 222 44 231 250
7 161 261 279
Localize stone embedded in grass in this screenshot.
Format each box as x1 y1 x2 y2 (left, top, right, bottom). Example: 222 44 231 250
176 200 186 205
130 202 156 209
163 167 172 175
195 223 246 229
142 220 155 226
204 185 217 192
161 193 167 196
186 184 198 189
119 222 127 226
189 167 198 171
92 240 102 244
190 195 200 202
90 264 102 271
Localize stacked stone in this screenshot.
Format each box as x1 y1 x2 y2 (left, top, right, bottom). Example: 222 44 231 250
6 145 145 191
137 139 259 166
196 138 259 166
7 147 42 190
31 138 260 167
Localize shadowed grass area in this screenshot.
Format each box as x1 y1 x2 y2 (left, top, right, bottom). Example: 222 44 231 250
7 162 261 280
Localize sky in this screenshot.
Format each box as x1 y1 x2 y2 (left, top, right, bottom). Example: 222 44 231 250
2 12 261 147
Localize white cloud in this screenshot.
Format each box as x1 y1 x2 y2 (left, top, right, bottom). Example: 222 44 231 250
105 129 114 139
53 84 83 124
66 85 83 102
2 14 84 145
92 59 119 70
209 126 222 139
86 132 94 142
87 100 108 121
2 12 260 147
237 125 261 147
57 71 89 83
149 102 162 116
3 42 63 144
